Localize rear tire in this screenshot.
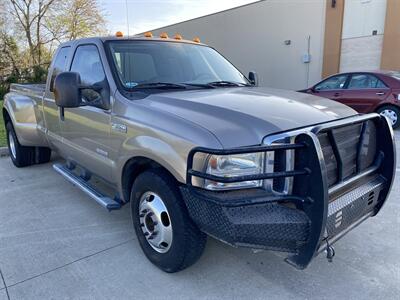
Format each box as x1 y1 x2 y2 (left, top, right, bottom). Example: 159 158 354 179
130 169 207 273
377 105 399 129
6 122 52 167
6 122 35 168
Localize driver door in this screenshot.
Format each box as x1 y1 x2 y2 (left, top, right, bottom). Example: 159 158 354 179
59 44 113 181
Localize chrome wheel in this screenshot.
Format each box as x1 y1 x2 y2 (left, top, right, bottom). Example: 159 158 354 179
380 109 398 126
138 191 173 253
8 131 16 159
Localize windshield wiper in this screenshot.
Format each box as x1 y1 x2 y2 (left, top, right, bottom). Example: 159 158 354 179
131 82 188 90
206 81 251 87
182 83 216 89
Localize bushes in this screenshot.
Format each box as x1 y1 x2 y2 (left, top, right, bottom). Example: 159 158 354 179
0 64 49 99
0 85 7 100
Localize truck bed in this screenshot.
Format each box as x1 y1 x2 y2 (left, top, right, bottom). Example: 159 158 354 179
10 83 46 96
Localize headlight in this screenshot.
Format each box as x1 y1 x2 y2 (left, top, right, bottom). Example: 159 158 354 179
204 153 264 190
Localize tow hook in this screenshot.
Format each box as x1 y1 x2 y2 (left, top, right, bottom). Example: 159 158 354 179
325 239 335 262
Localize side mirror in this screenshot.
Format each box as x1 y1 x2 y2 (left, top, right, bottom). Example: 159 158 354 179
54 72 82 108
248 71 259 86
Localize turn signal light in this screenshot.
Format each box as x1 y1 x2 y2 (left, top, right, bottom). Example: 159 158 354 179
144 31 153 38
174 34 183 40
193 37 201 43
115 31 124 37
160 32 169 39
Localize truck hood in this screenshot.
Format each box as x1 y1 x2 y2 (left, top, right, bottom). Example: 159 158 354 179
142 87 357 148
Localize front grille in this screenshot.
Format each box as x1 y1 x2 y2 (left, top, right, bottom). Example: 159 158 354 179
317 120 377 188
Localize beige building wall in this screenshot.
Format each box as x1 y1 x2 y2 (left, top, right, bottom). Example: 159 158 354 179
149 0 326 90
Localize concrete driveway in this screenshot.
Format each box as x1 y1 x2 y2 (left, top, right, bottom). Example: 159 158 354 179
0 130 399 300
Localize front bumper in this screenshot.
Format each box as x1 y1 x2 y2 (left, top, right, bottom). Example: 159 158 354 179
182 114 396 269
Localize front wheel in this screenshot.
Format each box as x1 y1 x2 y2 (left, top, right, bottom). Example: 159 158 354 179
130 169 207 273
377 105 399 129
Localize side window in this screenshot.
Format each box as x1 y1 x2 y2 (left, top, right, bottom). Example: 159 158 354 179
70 45 106 102
50 46 70 92
315 75 348 91
348 74 387 89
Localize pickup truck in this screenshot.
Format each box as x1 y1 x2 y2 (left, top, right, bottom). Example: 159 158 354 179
2 34 396 273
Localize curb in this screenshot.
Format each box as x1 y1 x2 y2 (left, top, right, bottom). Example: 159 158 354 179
0 147 9 157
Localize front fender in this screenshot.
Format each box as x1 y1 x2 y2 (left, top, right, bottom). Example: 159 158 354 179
116 135 189 184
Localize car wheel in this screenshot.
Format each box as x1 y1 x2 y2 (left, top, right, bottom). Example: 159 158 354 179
377 105 399 129
130 169 207 273
6 122 35 167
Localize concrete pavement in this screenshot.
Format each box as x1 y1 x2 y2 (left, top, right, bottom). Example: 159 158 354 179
0 130 399 300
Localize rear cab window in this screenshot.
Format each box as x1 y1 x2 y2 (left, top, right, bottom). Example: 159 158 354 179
49 46 71 92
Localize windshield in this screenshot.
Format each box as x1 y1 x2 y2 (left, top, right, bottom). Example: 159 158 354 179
106 40 249 89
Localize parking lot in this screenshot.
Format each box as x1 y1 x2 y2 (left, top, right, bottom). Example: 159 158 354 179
0 130 398 300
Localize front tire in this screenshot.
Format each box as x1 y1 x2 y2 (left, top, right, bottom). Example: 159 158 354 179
131 169 207 273
377 105 399 129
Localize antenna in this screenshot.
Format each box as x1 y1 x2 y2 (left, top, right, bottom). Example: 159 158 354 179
125 0 130 36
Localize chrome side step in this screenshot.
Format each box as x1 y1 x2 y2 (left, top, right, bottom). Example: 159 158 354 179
53 163 121 211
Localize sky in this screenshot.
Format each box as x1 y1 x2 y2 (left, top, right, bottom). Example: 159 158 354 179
99 0 259 35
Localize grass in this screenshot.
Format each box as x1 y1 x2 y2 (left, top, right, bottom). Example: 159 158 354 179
0 100 6 147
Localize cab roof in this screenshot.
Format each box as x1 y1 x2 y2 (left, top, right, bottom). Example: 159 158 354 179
60 35 207 48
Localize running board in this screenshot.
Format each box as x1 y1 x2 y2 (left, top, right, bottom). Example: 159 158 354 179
53 163 121 211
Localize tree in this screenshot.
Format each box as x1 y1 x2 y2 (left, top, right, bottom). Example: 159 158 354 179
8 0 59 66
0 0 107 85
54 0 107 41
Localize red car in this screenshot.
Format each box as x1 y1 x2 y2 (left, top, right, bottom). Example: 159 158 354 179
301 71 400 128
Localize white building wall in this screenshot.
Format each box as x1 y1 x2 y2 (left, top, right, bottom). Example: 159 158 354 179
149 0 326 90
340 0 387 72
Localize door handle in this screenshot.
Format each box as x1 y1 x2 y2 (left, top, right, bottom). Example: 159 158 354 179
376 92 385 96
334 92 341 97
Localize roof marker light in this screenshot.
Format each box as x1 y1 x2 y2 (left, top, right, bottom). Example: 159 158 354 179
174 34 183 40
193 37 201 43
144 31 153 38
115 31 124 38
160 32 169 39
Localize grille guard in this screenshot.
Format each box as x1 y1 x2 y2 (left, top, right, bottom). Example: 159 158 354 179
185 114 396 269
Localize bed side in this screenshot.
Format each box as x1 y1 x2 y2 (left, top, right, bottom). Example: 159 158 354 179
3 83 49 147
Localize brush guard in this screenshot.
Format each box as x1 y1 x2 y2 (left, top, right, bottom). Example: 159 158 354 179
182 114 396 269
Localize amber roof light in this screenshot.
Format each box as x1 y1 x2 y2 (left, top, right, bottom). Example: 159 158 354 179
160 32 169 39
144 31 153 38
193 37 201 43
115 31 124 37
174 34 183 40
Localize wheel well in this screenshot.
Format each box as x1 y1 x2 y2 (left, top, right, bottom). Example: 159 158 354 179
375 103 399 113
121 157 179 203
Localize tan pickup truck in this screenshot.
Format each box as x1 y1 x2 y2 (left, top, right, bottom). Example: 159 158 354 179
2 35 396 273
